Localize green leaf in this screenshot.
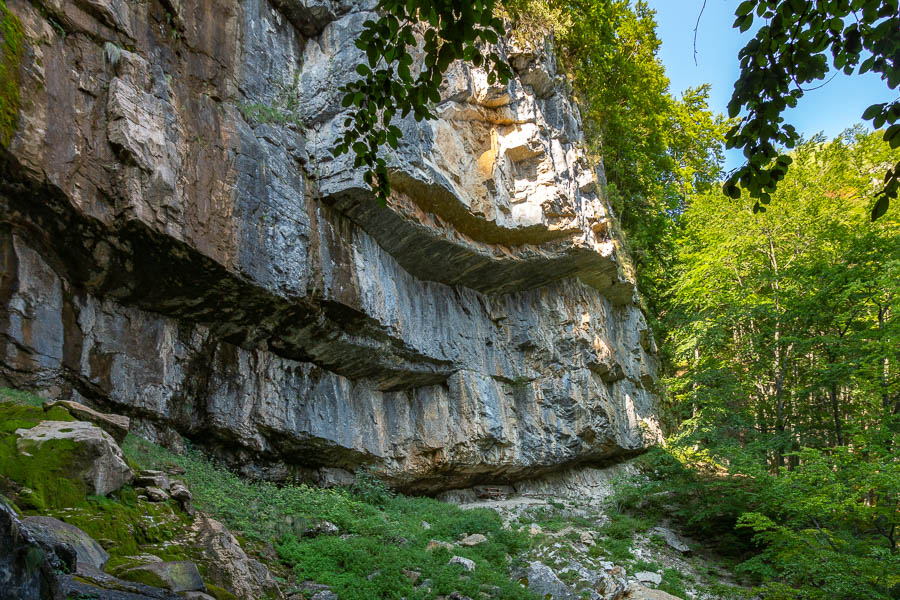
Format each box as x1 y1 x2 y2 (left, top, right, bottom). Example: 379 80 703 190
861 103 883 120
736 0 756 16
884 124 900 149
871 195 889 220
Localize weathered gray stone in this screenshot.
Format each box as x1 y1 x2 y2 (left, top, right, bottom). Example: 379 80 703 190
625 582 683 600
135 471 170 491
0 499 65 600
168 480 191 503
635 571 662 586
519 561 576 600
120 561 205 593
0 0 661 493
448 556 476 572
43 401 130 444
22 516 110 573
64 564 183 599
426 540 454 552
142 487 169 502
189 515 281 600
649 527 691 554
458 533 487 546
14 422 132 497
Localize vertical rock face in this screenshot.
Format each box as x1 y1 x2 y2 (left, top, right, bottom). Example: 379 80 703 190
0 0 661 491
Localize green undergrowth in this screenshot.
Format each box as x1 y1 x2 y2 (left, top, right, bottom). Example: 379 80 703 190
0 387 47 407
0 0 24 147
606 448 756 558
124 435 539 599
42 489 192 570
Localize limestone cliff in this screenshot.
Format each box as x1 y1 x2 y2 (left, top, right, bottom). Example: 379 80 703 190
0 0 661 492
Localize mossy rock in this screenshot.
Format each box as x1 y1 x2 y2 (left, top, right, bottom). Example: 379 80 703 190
119 560 205 593
43 491 191 563
0 402 84 510
206 583 240 600
0 0 24 147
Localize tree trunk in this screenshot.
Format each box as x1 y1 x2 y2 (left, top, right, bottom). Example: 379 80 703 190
830 381 843 446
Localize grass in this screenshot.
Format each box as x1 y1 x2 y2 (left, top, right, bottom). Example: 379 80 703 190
659 567 689 597
0 387 46 407
124 435 539 600
518 505 592 533
0 387 756 599
0 387 534 599
631 558 662 572
596 511 653 540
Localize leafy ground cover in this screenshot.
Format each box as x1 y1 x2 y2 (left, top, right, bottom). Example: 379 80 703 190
124 435 538 599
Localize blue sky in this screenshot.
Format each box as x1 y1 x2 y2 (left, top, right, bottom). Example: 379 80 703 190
644 0 898 171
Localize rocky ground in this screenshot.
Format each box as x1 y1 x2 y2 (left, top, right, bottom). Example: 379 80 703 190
0 388 752 600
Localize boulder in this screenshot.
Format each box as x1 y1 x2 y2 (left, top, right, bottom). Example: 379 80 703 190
401 568 420 584
448 556 476 572
0 498 65 600
15 421 133 497
625 582 684 600
518 561 576 600
120 561 206 593
458 533 487 546
135 471 170 490
22 516 110 572
649 527 691 554
301 520 339 537
168 480 192 503
63 564 183 599
296 581 337 600
142 487 170 502
189 515 282 600
426 540 454 552
635 571 662 586
43 401 130 445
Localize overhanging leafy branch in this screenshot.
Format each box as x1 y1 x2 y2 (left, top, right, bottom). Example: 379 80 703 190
333 0 513 204
724 0 899 220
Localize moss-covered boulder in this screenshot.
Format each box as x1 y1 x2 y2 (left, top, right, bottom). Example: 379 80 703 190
15 420 133 498
120 560 206 593
0 402 82 510
22 515 110 572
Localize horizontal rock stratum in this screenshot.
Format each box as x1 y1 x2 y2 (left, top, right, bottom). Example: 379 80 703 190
0 0 661 492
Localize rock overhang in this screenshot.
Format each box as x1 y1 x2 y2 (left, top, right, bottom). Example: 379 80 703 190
0 0 661 492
